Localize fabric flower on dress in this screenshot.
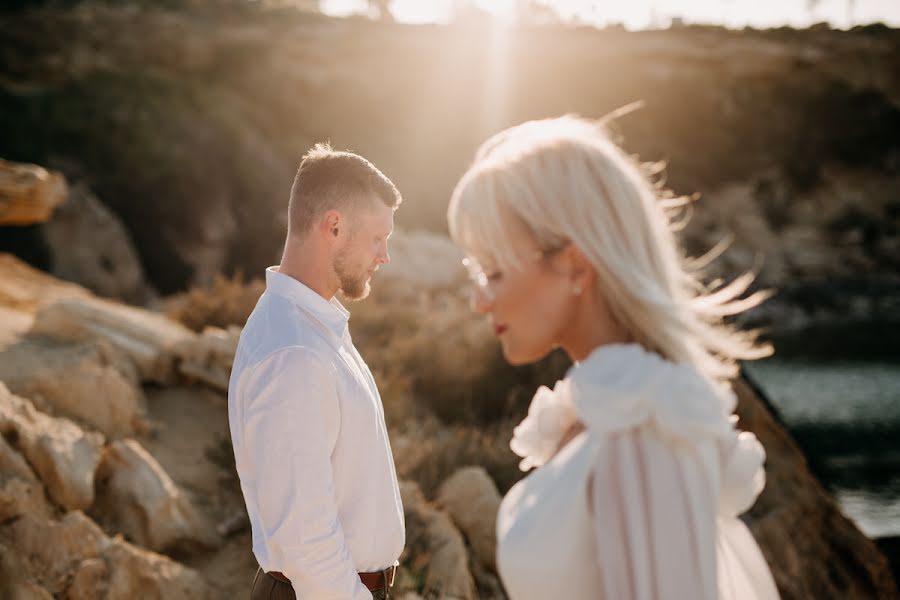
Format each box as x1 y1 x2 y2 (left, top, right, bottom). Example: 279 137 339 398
566 343 767 516
568 343 735 444
718 429 767 517
510 379 577 471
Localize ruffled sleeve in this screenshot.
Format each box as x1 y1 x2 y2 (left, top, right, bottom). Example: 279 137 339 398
570 344 777 600
568 344 734 441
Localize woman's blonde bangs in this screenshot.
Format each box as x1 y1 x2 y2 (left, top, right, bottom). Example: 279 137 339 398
448 165 529 272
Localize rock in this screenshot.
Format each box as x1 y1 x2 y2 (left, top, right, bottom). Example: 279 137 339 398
0 253 90 314
42 183 155 304
215 509 250 538
66 558 108 600
4 511 110 592
0 477 55 523
0 305 32 351
0 509 210 600
0 432 54 522
103 535 210 600
399 480 476 600
28 296 197 385
377 230 467 295
0 383 104 511
0 337 144 438
0 159 67 226
92 438 218 553
435 466 501 572
7 581 54 600
736 376 897 600
0 428 38 482
781 224 833 274
174 325 241 392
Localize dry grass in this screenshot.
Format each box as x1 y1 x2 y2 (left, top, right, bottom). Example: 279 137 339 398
163 231 568 501
164 273 264 332
391 414 522 499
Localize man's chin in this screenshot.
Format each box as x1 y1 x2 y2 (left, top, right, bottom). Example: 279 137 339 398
340 279 371 301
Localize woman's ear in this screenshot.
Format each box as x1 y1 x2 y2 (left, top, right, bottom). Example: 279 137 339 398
564 244 595 296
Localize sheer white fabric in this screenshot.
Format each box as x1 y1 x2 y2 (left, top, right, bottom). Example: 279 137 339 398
496 344 780 600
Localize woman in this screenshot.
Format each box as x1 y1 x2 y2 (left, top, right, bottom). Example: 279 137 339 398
447 116 780 600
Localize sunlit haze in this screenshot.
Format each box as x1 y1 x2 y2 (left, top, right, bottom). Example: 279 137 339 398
320 0 900 29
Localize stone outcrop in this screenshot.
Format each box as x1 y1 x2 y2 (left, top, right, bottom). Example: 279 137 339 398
42 182 154 304
174 325 241 392
736 376 897 599
0 434 55 523
400 480 476 600
1 510 209 599
29 295 197 385
4 8 899 303
92 438 219 553
0 383 103 511
0 337 144 438
436 466 501 572
0 253 90 314
0 159 66 226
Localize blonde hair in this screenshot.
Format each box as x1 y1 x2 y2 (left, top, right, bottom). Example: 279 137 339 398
447 115 771 383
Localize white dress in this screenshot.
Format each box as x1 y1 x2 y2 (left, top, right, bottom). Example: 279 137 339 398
496 344 780 600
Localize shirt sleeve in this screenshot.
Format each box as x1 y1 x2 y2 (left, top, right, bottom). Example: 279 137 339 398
587 425 719 600
241 346 372 600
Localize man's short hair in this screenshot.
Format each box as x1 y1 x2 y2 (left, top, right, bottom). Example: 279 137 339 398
288 143 402 237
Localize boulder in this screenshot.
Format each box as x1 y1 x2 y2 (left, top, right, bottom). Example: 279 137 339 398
42 183 154 304
399 480 476 600
174 325 241 392
0 304 32 350
736 376 897 599
435 466 501 573
66 558 108 600
102 535 209 600
0 159 67 226
0 383 103 511
28 296 197 385
376 230 467 295
4 511 110 592
0 509 210 600
92 438 219 553
0 475 55 524
0 253 90 314
0 429 38 482
7 581 54 600
0 431 55 522
0 337 144 438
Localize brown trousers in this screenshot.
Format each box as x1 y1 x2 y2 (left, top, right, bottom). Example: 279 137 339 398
250 568 387 600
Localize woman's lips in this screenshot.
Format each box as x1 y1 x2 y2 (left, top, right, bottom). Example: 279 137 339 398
494 324 508 335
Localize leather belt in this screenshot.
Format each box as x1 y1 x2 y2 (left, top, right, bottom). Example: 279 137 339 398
267 564 397 593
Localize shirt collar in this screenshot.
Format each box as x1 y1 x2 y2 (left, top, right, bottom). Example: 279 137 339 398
265 266 350 342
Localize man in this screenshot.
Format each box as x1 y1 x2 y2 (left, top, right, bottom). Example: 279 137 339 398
228 143 405 600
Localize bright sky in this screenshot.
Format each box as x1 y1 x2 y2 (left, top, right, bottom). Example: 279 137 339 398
319 0 900 29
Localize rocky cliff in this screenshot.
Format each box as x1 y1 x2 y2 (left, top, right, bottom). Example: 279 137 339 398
0 3 898 329
0 232 896 599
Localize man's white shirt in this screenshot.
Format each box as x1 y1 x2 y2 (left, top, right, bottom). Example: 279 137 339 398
228 267 405 600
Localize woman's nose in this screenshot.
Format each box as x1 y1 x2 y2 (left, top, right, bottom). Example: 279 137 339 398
470 286 493 314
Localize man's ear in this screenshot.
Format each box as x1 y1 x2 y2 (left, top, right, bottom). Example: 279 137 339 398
320 209 343 240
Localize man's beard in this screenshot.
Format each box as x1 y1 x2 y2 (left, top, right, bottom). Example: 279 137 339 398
334 245 371 301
